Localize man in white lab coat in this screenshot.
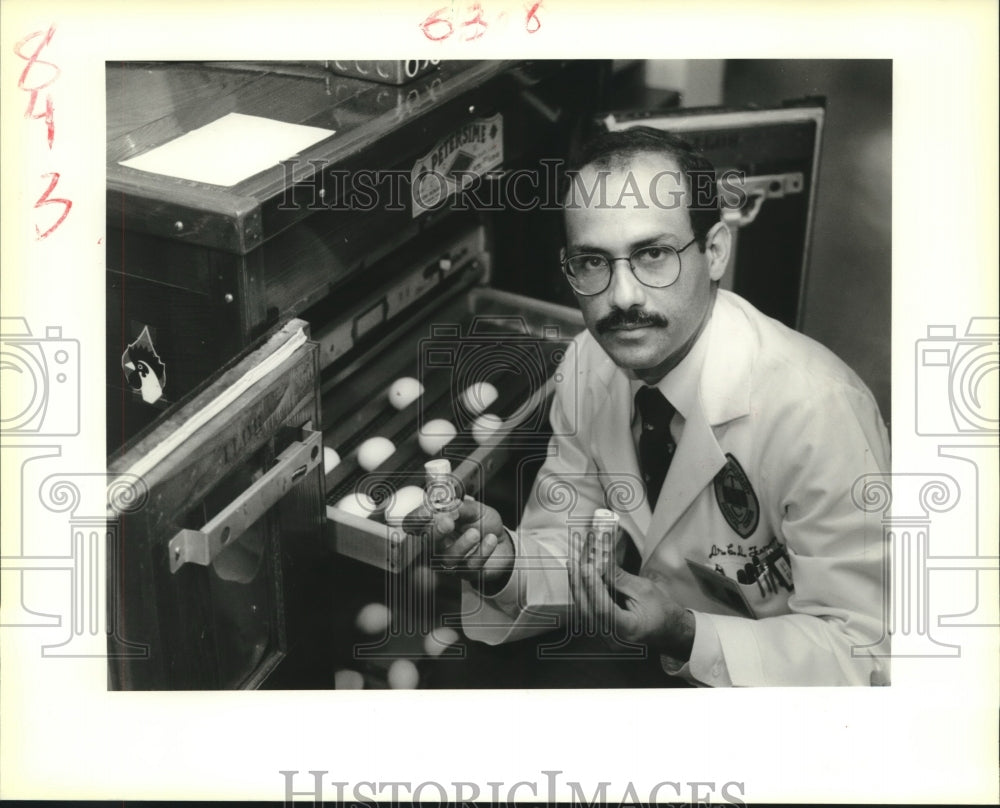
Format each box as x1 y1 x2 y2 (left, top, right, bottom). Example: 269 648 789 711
433 126 891 686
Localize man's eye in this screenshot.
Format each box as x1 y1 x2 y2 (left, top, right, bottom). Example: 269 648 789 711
638 247 666 261
571 255 605 272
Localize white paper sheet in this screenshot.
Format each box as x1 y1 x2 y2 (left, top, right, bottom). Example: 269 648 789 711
118 112 335 187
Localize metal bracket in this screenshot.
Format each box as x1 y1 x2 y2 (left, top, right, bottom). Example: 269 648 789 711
168 426 323 573
722 172 805 228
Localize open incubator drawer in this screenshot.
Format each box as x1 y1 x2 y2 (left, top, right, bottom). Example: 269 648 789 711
319 282 584 572
107 278 583 690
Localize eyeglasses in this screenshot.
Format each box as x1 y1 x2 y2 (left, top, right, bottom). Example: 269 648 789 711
560 237 698 296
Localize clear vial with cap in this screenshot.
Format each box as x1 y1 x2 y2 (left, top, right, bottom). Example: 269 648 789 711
424 458 461 517
590 508 620 577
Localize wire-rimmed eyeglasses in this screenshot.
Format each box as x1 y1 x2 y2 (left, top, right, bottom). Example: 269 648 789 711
560 237 698 296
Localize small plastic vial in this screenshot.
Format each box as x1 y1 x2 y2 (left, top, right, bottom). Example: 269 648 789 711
590 508 621 577
424 458 461 517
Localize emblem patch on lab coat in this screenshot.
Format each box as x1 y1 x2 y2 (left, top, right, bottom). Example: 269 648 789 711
121 326 166 405
713 453 759 538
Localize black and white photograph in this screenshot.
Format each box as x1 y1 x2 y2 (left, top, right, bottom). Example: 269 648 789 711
1 1 996 804
104 58 892 692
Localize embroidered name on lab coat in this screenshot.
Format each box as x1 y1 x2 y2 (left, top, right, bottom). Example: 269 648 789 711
713 453 759 538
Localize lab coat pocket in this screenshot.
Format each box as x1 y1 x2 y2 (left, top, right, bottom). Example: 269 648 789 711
687 542 794 620
731 555 793 619
686 558 757 618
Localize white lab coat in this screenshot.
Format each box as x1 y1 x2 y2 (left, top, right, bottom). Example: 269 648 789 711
461 290 891 686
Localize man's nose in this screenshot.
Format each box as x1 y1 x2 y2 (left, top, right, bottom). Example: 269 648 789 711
606 258 646 310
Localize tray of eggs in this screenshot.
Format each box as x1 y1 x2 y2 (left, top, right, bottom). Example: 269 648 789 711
323 371 543 570
319 283 583 571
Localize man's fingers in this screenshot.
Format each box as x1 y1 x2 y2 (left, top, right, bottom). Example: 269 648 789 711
462 532 498 571
454 497 486 524
450 527 482 557
581 558 618 632
402 505 436 535
436 510 459 533
406 497 484 537
589 564 616 617
607 564 646 597
567 556 592 618
438 526 496 572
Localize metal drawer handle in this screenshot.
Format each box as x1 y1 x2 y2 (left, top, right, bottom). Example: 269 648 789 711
168 427 323 573
721 171 804 228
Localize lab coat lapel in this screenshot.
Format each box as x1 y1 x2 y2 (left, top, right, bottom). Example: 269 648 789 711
646 397 727 546
644 293 753 559
591 370 651 543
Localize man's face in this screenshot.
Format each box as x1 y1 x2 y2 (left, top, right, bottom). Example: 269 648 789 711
563 153 729 383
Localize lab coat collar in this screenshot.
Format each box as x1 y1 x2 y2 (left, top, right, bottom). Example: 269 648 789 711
625 290 753 427
697 290 754 427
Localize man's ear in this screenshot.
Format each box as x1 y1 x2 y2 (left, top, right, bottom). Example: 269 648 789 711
705 221 732 283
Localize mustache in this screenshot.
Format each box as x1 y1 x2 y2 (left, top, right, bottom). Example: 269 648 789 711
596 308 669 333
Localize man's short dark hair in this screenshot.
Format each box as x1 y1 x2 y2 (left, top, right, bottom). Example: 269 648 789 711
563 126 721 250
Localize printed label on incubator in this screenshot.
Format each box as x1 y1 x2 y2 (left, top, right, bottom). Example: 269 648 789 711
411 113 504 218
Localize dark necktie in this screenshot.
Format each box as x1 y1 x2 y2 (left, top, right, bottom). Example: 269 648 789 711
620 387 676 576
635 385 677 510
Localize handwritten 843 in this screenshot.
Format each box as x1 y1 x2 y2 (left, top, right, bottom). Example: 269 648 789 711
14 23 71 241
420 2 543 42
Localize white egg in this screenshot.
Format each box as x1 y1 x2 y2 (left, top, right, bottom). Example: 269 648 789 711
355 602 391 635
357 436 395 471
418 419 456 455
384 485 426 527
460 381 498 415
387 376 424 410
387 659 420 690
330 492 377 519
423 626 460 657
323 446 341 473
471 412 504 444
334 669 365 690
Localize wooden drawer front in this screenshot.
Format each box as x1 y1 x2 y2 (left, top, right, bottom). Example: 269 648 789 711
108 320 323 689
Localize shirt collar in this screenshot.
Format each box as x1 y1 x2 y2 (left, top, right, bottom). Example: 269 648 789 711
628 300 715 423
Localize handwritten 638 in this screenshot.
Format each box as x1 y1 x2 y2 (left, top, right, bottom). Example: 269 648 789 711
420 2 543 42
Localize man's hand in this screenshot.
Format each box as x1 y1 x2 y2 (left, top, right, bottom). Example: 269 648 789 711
406 498 514 589
567 553 695 661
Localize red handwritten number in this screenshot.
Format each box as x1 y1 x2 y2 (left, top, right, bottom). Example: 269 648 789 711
15 25 60 148
34 172 72 240
525 1 542 33
463 3 489 40
420 7 454 41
